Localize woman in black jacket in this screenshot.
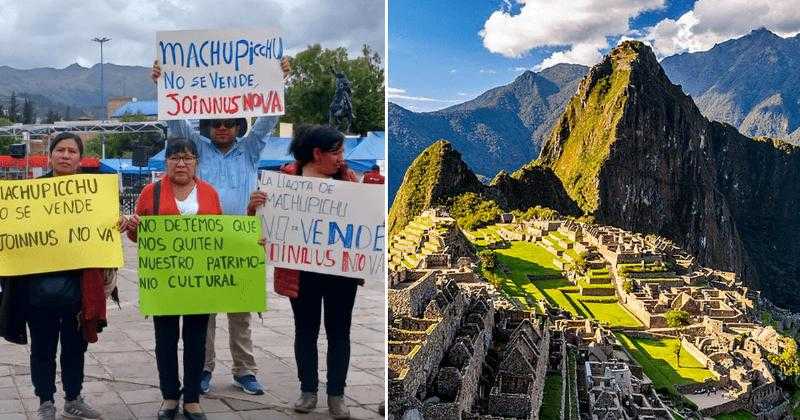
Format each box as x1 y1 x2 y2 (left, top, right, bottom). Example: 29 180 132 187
0 132 127 420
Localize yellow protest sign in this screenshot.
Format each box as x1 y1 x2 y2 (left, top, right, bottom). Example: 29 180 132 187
0 174 124 275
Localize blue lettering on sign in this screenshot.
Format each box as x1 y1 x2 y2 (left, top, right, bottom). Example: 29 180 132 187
300 219 323 245
328 222 353 249
159 37 284 70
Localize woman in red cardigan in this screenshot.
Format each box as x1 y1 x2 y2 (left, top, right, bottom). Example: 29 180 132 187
248 125 359 419
126 138 220 420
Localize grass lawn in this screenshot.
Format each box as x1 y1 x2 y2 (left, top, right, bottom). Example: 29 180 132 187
538 373 563 419
579 300 642 328
481 241 567 311
480 242 642 327
616 333 715 391
714 410 756 420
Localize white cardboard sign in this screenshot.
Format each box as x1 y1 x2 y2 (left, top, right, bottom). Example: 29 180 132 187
156 29 285 120
256 172 385 281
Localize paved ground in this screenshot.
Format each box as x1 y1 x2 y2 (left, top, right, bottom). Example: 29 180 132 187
0 239 386 419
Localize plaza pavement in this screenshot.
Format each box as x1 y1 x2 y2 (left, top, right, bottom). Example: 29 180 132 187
0 239 386 419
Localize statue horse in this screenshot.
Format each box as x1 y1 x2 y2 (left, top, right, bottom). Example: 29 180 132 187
329 68 354 132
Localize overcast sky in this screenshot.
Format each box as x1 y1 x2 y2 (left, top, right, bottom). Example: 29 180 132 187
0 0 385 69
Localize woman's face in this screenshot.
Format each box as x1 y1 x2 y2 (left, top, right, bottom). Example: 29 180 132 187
313 145 345 176
165 151 197 185
51 139 82 176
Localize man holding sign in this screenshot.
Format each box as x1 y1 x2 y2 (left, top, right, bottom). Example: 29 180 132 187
151 29 290 396
248 124 384 419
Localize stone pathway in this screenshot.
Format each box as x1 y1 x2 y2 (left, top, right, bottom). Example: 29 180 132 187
0 239 385 419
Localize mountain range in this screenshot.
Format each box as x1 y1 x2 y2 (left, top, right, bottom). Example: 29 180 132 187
388 63 588 201
390 41 800 310
0 63 154 120
661 28 800 143
390 28 800 204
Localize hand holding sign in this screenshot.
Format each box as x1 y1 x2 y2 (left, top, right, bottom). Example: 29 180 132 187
0 174 123 276
137 215 266 316
156 29 289 120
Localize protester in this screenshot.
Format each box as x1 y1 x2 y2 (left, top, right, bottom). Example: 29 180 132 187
362 164 385 184
126 138 221 420
0 132 122 420
151 57 290 395
247 124 359 419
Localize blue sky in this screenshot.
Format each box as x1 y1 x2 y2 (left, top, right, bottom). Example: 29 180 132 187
388 0 800 112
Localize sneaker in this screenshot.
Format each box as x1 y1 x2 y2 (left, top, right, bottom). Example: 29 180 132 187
63 396 102 419
233 374 265 395
293 392 318 413
328 395 350 419
37 401 56 420
200 370 212 394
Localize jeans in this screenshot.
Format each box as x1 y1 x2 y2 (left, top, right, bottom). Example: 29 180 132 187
290 272 358 396
27 303 87 403
153 314 209 404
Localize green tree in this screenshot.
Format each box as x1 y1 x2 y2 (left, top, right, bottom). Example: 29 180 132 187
8 91 17 122
665 309 691 328
511 205 559 221
478 250 497 270
449 192 503 230
0 117 14 154
672 340 682 367
84 114 162 159
284 44 384 135
21 98 34 124
768 338 800 377
623 279 634 293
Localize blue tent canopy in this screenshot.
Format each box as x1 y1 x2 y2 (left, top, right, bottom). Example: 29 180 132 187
257 136 363 170
99 158 162 174
347 132 384 161
345 131 384 172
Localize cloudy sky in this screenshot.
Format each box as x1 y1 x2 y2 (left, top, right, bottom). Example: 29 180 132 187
390 0 800 112
0 0 384 69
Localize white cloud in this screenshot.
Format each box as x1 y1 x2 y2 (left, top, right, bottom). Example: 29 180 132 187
0 0 384 68
449 69 457 74
389 94 459 103
479 68 497 74
480 0 663 67
640 0 800 58
457 92 468 96
388 86 458 103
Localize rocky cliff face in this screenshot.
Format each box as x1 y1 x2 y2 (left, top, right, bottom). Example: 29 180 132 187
388 140 484 235
388 140 578 236
540 41 800 309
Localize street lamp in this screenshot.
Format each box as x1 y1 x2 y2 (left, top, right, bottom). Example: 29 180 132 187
92 36 111 158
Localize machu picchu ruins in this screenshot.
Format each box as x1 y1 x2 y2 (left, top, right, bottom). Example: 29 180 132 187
387 208 798 419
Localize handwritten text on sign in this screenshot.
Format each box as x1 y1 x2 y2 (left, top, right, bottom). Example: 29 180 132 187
137 215 266 316
156 29 285 120
256 172 385 281
0 174 123 276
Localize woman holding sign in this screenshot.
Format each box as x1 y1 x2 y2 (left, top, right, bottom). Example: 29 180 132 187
0 132 121 420
248 124 358 419
126 138 221 420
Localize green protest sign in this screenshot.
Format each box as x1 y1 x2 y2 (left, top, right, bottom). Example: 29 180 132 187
137 215 266 316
